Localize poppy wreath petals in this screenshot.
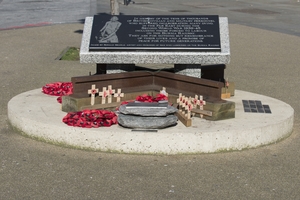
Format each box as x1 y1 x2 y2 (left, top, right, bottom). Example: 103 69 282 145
42 82 73 103
62 109 117 128
135 93 168 102
44 82 167 128
117 94 169 110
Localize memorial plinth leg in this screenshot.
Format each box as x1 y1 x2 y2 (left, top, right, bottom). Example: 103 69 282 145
174 64 202 78
201 64 226 82
96 64 107 74
96 64 136 75
106 64 136 74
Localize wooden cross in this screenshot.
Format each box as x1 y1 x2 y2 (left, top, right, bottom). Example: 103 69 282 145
114 88 124 102
221 77 231 99
177 93 183 109
99 87 108 104
160 87 168 97
198 95 206 118
193 95 199 105
181 96 187 115
180 94 185 107
175 93 193 127
87 84 99 105
178 94 183 107
186 99 194 119
107 85 115 104
184 97 189 116
225 78 229 88
176 93 182 104
177 93 184 114
198 95 206 108
190 95 198 117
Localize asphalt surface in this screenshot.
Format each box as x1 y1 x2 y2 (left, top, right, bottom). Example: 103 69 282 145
1 0 300 199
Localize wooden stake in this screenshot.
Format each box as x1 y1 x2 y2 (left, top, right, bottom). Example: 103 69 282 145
160 87 168 96
175 111 192 127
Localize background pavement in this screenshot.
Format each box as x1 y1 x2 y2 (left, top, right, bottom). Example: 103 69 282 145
0 0 300 199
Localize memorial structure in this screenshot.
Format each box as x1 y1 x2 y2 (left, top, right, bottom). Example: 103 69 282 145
7 14 294 153
61 14 235 126
80 15 230 79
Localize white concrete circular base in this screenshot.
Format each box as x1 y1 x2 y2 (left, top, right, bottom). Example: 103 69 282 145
8 89 294 154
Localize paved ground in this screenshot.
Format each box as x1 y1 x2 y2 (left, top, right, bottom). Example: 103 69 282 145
1 0 300 199
97 0 300 37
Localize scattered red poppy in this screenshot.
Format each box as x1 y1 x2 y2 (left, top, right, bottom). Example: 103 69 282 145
136 93 168 102
42 82 73 103
62 109 117 128
43 83 168 128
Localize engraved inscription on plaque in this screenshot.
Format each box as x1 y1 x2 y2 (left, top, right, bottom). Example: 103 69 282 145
89 15 221 51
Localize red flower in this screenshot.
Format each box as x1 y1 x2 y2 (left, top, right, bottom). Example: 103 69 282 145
135 93 168 102
42 82 73 104
62 109 117 128
136 94 153 102
153 93 168 102
117 94 169 110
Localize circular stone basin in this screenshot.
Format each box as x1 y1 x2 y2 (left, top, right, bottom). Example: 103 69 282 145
8 89 294 154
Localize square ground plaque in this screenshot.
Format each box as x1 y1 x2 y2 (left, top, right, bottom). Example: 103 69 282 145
242 100 272 114
89 15 221 51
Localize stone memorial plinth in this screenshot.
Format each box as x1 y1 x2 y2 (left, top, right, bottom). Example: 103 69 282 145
118 102 178 129
80 16 230 78
119 102 177 116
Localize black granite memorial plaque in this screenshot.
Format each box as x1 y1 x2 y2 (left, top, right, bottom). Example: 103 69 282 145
89 15 221 51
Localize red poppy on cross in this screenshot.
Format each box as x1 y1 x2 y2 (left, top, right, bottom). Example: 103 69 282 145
198 95 206 118
99 87 108 104
107 85 115 103
114 88 124 102
88 84 99 105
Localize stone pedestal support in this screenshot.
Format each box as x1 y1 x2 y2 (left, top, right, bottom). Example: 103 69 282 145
174 64 202 78
96 64 135 74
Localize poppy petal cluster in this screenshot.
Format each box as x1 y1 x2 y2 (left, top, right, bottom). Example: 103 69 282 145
62 109 117 128
42 82 73 103
135 93 168 102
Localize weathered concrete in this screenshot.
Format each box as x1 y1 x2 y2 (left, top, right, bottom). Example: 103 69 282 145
8 89 294 154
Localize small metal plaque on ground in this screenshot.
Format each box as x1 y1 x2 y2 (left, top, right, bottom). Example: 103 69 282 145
89 15 221 51
242 100 272 114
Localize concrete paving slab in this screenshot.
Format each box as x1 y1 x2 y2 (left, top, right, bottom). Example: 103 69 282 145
95 0 300 37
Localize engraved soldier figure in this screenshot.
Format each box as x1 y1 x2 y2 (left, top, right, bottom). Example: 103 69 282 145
96 16 122 43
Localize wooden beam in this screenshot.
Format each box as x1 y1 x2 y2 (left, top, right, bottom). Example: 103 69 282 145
71 71 223 100
80 102 120 111
175 111 192 127
191 108 213 117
